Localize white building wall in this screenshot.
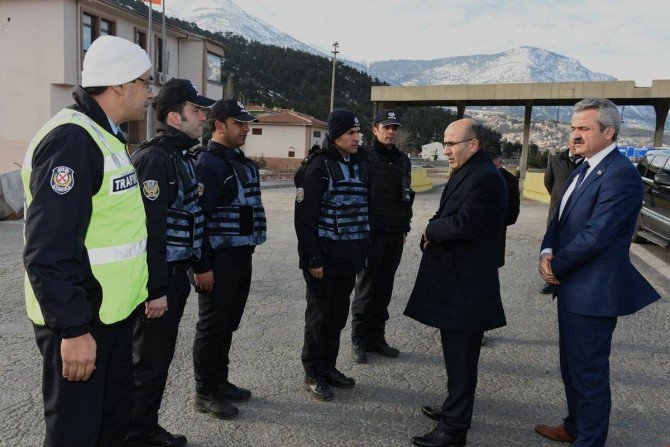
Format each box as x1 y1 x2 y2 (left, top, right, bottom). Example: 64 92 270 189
245 126 307 159
421 142 447 160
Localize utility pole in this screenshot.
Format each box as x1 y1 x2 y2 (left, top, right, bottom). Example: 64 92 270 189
329 41 339 112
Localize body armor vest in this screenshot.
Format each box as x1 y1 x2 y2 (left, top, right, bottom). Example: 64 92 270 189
318 157 370 240
207 155 267 249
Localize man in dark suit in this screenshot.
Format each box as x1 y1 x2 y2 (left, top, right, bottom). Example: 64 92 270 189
540 141 582 294
536 98 660 447
483 145 520 266
404 118 508 447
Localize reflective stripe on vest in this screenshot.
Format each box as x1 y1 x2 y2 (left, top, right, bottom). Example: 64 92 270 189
318 158 370 241
166 155 204 261
207 157 267 248
22 109 148 325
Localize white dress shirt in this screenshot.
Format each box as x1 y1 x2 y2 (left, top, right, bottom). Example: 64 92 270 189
541 142 617 256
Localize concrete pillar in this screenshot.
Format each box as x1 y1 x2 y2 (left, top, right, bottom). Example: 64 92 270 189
519 104 533 189
653 101 669 147
456 102 466 119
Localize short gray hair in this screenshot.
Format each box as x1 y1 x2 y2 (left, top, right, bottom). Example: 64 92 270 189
573 98 620 141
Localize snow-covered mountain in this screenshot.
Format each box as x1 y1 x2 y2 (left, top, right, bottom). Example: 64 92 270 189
162 1 659 129
369 46 614 85
174 0 325 56
369 47 659 129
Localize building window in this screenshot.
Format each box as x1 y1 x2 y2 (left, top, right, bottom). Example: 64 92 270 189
313 130 321 138
288 150 295 158
155 37 164 76
82 12 115 58
100 19 113 36
252 128 262 135
206 52 224 84
135 30 147 50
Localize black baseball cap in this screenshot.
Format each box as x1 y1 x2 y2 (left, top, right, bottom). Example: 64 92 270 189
210 99 258 123
374 109 402 126
153 78 216 109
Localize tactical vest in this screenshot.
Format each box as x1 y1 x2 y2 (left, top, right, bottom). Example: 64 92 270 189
207 154 267 249
22 109 148 325
135 139 204 262
367 147 413 230
318 157 371 240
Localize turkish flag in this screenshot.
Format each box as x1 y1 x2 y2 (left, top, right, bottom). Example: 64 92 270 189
143 0 162 4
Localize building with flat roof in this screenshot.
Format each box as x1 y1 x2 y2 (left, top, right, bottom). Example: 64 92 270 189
0 0 225 173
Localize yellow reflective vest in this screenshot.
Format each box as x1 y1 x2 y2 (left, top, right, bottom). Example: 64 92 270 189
22 109 148 325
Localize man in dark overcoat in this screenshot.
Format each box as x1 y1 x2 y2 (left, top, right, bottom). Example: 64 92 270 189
404 118 508 447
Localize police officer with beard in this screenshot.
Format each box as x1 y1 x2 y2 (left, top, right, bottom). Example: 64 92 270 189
126 79 214 447
294 109 371 401
351 109 413 364
191 99 266 419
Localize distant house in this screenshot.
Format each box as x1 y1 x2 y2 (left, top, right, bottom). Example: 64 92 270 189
0 0 225 173
421 142 446 161
244 108 328 170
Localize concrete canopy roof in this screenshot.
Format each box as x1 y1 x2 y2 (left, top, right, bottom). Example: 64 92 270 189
371 79 670 107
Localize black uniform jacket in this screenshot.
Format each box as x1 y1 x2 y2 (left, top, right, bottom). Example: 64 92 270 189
404 150 508 332
545 149 581 224
131 124 200 299
294 144 371 275
368 139 414 233
498 167 520 266
23 87 124 338
192 141 255 273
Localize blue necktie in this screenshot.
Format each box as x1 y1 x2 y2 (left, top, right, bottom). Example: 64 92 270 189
562 161 590 219
573 161 590 191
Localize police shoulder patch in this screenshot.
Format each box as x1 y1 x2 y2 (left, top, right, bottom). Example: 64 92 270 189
51 166 74 195
142 180 160 201
296 187 305 203
197 182 205 197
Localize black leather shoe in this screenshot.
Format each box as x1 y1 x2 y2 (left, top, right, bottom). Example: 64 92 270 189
219 381 251 402
304 376 334 401
194 393 239 419
411 429 466 447
367 341 400 358
324 368 356 389
540 282 555 294
125 425 187 447
352 344 368 363
421 405 441 421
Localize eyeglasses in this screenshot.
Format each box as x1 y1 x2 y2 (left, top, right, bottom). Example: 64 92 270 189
132 77 155 92
442 138 474 149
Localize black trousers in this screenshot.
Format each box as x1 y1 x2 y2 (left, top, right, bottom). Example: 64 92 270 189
129 264 190 437
193 254 252 395
34 316 134 447
351 231 405 346
436 330 484 435
301 271 355 377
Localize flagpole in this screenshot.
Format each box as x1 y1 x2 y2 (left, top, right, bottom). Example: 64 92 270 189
162 0 167 81
146 1 154 138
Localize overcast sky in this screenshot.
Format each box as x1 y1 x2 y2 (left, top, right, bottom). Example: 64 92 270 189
166 0 669 86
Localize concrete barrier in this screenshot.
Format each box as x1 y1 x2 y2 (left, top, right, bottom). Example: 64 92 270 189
522 171 550 203
0 170 24 220
411 168 432 192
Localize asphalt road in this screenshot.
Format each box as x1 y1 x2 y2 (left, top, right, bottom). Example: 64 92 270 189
0 187 668 447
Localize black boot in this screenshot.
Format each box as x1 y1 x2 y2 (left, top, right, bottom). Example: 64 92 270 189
125 425 187 447
304 375 334 401
324 368 355 389
194 393 239 419
219 381 252 402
